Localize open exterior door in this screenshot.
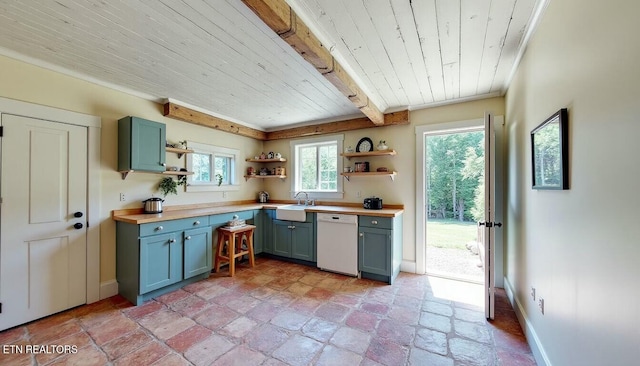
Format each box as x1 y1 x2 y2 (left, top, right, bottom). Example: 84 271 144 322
482 112 501 320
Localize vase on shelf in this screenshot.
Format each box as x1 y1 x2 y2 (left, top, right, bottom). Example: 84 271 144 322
377 140 388 151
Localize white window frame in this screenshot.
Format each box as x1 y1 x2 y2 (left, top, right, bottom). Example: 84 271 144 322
186 141 240 192
289 134 344 200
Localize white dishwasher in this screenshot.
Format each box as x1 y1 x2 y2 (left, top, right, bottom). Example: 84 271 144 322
317 213 359 277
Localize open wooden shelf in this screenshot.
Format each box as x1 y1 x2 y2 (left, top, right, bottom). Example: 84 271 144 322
245 158 287 163
244 174 286 181
166 147 194 158
341 149 397 160
120 170 194 180
340 171 397 181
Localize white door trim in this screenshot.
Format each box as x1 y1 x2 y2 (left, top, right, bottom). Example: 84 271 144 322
414 116 504 282
0 97 101 304
414 118 486 275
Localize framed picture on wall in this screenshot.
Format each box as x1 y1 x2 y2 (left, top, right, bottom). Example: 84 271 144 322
531 108 569 190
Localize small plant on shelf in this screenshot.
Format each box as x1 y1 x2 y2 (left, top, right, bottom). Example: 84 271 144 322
215 173 223 186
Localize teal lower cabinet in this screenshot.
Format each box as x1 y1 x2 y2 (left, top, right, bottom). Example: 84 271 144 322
268 213 316 264
183 226 212 279
252 209 266 254
272 220 292 257
139 232 181 294
291 222 315 261
116 216 211 305
262 209 276 254
358 214 403 284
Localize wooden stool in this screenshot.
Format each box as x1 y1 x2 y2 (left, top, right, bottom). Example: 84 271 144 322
214 224 256 276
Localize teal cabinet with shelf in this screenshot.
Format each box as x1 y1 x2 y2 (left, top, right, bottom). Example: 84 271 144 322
118 116 166 174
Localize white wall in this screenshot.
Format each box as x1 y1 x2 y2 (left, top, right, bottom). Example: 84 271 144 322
505 0 640 365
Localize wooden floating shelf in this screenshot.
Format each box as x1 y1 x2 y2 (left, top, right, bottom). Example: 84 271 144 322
244 174 287 181
340 171 397 181
245 158 287 163
341 149 397 159
120 170 194 180
166 147 194 158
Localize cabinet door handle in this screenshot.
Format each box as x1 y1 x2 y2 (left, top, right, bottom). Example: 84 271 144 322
371 220 378 225
169 238 176 243
156 226 164 231
291 225 295 230
185 235 191 240
161 163 166 167
359 232 363 237
194 220 200 225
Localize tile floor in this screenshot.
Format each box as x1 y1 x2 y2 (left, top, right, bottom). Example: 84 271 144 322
0 258 536 365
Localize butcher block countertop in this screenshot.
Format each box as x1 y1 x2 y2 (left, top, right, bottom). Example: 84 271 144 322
112 200 404 225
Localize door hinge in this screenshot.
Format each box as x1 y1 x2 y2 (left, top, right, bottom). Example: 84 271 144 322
0 302 2 313
0 126 3 137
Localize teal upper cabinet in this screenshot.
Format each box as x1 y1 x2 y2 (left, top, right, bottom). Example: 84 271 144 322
118 116 166 174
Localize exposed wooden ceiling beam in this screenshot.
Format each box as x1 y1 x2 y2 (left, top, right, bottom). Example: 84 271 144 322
163 102 408 141
163 102 267 140
266 110 409 141
242 0 385 125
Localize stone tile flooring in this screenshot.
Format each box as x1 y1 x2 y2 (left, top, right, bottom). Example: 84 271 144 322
0 258 536 365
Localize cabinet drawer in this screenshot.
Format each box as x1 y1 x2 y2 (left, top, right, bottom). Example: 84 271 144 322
358 216 392 230
140 216 210 237
209 210 254 226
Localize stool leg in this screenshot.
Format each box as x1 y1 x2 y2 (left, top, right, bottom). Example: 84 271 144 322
214 232 224 273
229 234 236 277
247 229 255 268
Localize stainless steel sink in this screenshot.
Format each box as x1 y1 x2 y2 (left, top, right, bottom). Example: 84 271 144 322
276 204 307 222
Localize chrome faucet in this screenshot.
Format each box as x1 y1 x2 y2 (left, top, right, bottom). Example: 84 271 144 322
294 191 309 205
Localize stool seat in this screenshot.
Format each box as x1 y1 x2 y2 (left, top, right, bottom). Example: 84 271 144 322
214 224 256 277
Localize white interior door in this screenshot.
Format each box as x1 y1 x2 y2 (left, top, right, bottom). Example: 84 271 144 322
0 114 88 331
483 112 497 320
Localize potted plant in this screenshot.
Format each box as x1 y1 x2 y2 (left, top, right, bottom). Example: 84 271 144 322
158 177 178 196
158 175 188 196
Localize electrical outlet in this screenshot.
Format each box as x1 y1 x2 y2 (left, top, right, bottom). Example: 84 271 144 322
538 298 544 315
530 287 536 301
119 193 126 202
222 191 227 198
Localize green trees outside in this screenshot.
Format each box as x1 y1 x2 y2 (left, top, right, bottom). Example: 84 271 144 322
426 131 485 222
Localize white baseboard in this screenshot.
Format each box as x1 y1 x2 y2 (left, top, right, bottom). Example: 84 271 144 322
503 277 551 366
400 260 416 273
99 279 119 300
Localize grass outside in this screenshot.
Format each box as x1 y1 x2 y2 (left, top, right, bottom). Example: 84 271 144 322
426 219 478 250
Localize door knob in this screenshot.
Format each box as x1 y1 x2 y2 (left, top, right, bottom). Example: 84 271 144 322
74 212 83 218
73 222 83 229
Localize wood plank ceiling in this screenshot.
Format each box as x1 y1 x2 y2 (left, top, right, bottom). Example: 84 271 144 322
0 0 542 131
